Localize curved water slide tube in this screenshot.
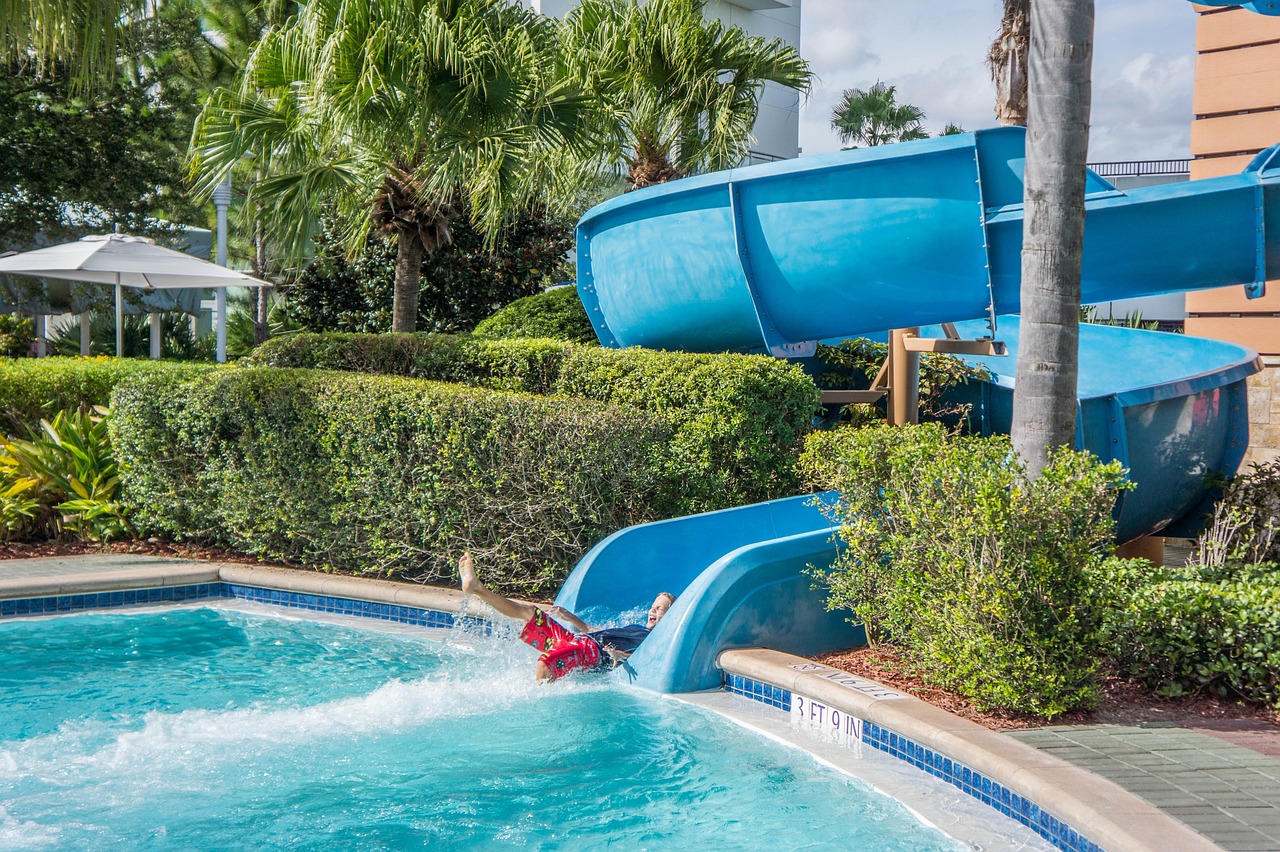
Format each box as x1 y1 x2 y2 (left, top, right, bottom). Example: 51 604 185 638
558 127 1265 692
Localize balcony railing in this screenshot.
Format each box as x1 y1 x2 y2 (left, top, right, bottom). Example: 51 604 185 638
1087 159 1191 178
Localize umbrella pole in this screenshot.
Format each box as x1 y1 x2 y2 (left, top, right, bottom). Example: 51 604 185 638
215 287 226 363
115 276 123 358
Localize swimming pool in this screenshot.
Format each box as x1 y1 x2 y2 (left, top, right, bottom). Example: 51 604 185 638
0 603 968 850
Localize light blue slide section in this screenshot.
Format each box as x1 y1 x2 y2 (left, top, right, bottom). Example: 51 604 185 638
559 126 1267 693
554 494 864 694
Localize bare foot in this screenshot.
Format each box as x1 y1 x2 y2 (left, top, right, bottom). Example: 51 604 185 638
458 552 478 593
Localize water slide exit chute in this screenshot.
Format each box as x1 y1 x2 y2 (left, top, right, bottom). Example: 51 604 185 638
557 127 1266 693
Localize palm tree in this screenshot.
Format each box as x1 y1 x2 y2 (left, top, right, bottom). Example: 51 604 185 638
988 0 1030 127
1 0 146 89
830 81 928 148
1010 0 1095 477
560 0 811 191
189 0 594 333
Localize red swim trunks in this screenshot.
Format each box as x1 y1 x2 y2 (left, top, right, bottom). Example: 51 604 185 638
519 609 601 680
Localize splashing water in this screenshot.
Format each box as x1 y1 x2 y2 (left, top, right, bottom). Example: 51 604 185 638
0 603 962 850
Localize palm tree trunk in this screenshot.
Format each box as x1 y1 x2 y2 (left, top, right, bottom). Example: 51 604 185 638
392 230 425 333
1010 0 1094 478
251 218 270 346
990 0 1030 127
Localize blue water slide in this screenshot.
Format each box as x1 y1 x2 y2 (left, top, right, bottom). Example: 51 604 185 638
562 126 1267 693
577 127 1277 356
938 317 1259 541
554 494 864 694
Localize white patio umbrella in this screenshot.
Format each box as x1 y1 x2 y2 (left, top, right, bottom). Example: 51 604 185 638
0 234 268 362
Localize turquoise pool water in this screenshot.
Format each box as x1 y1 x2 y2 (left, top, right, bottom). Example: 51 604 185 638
0 604 963 850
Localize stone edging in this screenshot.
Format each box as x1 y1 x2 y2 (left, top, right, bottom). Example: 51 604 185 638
719 648 1222 852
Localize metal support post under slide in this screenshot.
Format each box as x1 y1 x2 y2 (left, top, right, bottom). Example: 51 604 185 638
888 328 921 425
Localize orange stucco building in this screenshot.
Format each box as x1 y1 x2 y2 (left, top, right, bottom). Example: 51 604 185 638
1190 4 1280 463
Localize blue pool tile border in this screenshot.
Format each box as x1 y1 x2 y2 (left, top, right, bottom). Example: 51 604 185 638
723 673 1103 852
0 582 458 631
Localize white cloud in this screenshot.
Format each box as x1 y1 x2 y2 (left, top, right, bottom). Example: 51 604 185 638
799 0 1197 163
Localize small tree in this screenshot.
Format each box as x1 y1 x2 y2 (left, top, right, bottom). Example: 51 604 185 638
561 0 811 190
830 81 927 148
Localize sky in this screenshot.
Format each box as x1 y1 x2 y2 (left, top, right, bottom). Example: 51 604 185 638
797 1 1197 163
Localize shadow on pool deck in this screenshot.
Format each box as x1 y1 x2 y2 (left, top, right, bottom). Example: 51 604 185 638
2 553 1277 851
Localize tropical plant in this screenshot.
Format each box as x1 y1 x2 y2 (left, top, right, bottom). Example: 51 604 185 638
1079 305 1160 331
560 0 811 190
988 0 1030 127
0 406 132 541
189 0 595 334
49 309 203 360
830 81 927 149
1009 0 1094 479
0 0 145 90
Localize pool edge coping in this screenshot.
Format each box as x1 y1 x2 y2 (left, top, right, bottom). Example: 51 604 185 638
0 560 1226 852
717 648 1223 852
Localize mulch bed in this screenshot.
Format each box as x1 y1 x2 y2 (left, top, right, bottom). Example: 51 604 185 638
816 645 1280 732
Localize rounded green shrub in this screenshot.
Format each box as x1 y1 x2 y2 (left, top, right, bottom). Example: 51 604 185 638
473 286 598 344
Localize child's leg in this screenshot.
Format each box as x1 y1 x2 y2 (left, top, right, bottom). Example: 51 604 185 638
458 552 537 622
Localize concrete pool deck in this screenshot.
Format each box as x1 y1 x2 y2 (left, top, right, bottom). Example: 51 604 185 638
3 555 1277 852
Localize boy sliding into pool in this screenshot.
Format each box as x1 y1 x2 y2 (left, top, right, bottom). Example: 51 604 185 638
458 552 675 682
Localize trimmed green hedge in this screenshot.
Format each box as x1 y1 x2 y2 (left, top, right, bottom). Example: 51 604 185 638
0 357 215 434
1098 560 1280 707
473 285 598 344
248 333 820 513
111 367 669 595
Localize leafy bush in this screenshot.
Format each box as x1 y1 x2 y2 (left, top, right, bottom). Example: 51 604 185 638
801 423 1134 717
1195 459 1280 569
473 286 598 344
248 333 820 513
0 314 33 357
111 367 670 596
0 357 215 435
1098 560 1280 707
0 406 131 541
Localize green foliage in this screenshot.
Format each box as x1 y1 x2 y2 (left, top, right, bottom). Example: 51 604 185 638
0 406 131 541
1195 459 1280 569
814 338 990 427
0 357 215 435
0 315 33 357
473 286 597 344
0 56 203 254
111 368 669 596
801 423 1134 717
1096 560 1280 707
281 210 576 335
248 333 820 513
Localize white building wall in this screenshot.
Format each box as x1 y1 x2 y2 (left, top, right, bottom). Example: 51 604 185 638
526 0 801 162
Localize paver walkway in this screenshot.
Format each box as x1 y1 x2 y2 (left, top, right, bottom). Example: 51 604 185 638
1009 724 1280 851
